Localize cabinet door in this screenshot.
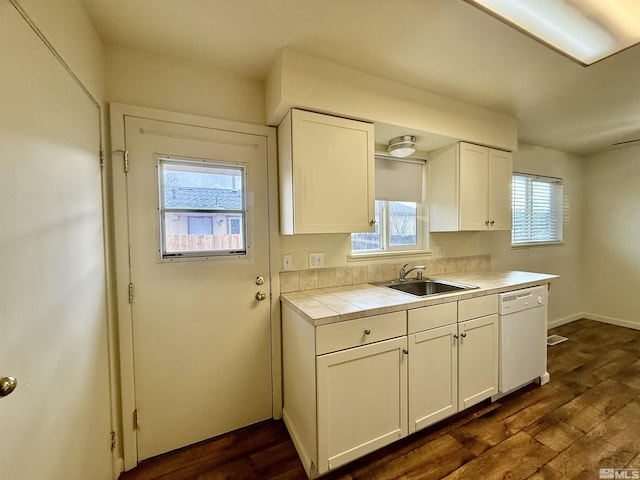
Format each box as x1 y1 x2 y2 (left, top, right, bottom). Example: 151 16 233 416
316 337 407 474
289 109 375 234
408 324 458 434
458 142 489 230
458 314 498 409
487 149 513 230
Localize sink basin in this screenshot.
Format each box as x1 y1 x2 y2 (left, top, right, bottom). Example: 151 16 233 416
377 279 478 297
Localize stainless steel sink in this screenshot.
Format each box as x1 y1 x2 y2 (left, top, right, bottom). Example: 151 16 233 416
376 278 478 297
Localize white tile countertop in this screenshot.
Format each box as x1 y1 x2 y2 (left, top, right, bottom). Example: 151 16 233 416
280 270 558 326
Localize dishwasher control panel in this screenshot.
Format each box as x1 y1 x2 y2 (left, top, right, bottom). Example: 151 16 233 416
499 285 547 315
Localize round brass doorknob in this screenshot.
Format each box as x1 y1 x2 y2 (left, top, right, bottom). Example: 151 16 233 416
256 291 267 301
0 376 17 398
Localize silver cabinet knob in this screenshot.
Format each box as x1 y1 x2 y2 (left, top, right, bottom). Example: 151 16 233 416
461 332 467 338
255 291 267 301
255 276 265 286
0 377 17 398
402 349 409 355
369 219 376 226
364 329 371 335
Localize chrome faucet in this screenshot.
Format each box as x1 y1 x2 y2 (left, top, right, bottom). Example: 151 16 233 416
399 263 426 281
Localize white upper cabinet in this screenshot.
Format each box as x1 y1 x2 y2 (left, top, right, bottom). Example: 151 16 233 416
278 109 375 234
429 142 513 232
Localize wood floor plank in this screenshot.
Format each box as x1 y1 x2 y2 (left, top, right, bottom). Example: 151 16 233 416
441 432 557 480
526 464 572 480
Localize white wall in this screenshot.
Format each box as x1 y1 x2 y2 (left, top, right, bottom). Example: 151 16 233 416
582 145 640 328
267 49 518 151
105 45 264 125
490 143 585 325
19 0 105 99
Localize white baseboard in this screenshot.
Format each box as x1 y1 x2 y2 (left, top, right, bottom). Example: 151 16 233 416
547 313 584 330
583 313 640 331
547 312 640 331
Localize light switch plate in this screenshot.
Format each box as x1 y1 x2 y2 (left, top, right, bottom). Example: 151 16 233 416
308 252 324 269
282 254 293 271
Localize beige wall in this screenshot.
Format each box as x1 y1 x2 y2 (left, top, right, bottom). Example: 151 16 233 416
490 143 585 325
267 49 518 151
18 0 105 101
105 45 264 125
582 144 640 328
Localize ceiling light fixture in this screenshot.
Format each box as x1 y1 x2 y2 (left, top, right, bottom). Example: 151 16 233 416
466 0 640 66
387 135 416 157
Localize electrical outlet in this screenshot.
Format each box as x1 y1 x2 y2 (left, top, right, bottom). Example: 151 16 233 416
435 246 446 258
282 254 293 271
308 252 324 269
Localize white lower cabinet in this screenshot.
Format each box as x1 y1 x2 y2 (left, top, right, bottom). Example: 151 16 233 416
408 323 458 433
282 293 500 479
407 299 498 435
317 337 408 472
458 314 499 409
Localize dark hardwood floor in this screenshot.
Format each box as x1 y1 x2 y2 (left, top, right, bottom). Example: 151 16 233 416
120 319 640 480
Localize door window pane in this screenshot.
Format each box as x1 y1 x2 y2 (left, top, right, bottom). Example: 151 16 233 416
159 159 246 258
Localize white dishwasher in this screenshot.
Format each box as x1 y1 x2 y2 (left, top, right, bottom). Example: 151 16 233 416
498 285 549 393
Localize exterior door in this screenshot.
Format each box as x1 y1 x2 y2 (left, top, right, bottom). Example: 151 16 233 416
122 115 272 461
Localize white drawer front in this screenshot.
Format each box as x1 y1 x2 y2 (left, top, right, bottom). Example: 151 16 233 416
316 311 406 355
458 294 498 322
407 302 457 334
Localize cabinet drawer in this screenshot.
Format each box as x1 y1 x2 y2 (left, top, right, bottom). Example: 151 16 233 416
316 311 406 355
458 295 498 322
408 302 457 334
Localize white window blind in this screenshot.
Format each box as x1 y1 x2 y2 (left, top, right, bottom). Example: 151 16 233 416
375 155 424 203
512 173 563 245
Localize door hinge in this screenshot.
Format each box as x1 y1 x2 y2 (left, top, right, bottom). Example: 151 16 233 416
99 149 105 169
128 283 134 304
110 431 116 452
133 409 139 430
114 149 129 173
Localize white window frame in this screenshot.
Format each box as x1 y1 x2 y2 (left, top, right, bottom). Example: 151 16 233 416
157 156 248 260
351 200 425 255
511 172 563 246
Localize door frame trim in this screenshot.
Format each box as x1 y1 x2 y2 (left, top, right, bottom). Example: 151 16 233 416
109 103 281 471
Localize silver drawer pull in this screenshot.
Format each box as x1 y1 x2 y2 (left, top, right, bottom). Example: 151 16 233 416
364 329 371 335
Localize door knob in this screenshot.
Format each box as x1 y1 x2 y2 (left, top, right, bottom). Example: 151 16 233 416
255 291 267 301
0 376 17 398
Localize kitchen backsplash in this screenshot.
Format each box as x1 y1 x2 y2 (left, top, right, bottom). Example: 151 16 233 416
279 254 491 293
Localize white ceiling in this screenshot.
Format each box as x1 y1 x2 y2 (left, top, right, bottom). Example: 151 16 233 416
80 0 640 156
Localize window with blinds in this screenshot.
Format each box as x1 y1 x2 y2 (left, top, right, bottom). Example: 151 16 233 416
512 173 563 245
